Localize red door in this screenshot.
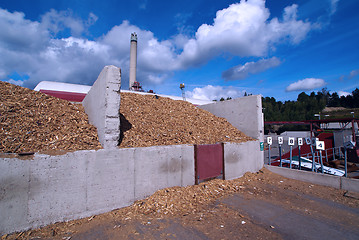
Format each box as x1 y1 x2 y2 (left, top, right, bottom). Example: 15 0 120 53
194 143 224 184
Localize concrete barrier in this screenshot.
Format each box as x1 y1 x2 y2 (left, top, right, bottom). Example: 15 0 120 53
82 65 121 148
134 145 194 199
265 165 359 193
224 140 263 180
0 140 263 235
199 95 264 142
341 177 359 193
200 95 264 168
265 165 341 189
0 157 31 233
0 145 194 235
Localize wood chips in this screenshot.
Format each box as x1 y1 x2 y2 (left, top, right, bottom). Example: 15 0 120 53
127 168 272 218
0 81 101 153
132 179 241 216
119 92 252 148
0 81 252 153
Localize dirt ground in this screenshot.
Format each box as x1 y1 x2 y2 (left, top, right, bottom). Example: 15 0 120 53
2 168 359 240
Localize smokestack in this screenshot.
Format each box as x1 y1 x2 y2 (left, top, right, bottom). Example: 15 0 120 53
129 32 137 90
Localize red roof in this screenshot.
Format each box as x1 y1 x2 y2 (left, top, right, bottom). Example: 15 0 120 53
40 89 87 102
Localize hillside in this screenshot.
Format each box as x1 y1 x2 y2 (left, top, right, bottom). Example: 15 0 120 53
322 107 358 119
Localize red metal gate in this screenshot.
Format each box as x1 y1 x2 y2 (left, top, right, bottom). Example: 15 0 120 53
194 143 224 184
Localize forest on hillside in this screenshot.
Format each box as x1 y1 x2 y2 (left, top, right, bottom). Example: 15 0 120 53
262 88 359 122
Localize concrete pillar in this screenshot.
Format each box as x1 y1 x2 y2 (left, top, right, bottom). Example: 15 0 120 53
82 65 121 148
129 32 137 90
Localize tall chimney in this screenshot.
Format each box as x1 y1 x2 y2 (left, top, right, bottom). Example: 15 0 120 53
129 32 137 90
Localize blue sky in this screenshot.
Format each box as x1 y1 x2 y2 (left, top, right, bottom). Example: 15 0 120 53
0 0 358 101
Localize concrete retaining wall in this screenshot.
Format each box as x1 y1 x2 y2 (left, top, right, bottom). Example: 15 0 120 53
224 140 263 180
0 141 262 235
199 95 264 142
200 95 264 168
265 165 359 193
341 177 359 193
82 65 121 148
0 145 194 235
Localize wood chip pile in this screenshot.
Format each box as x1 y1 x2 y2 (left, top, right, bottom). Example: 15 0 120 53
132 179 241 216
0 81 101 153
0 81 252 153
130 168 274 217
119 92 252 148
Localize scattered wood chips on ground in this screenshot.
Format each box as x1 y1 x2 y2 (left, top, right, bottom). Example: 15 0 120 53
0 81 252 153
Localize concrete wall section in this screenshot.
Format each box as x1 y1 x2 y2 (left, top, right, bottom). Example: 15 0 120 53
87 149 135 214
1 142 265 235
0 145 195 235
133 145 195 200
82 65 121 148
0 158 31 233
179 145 196 187
265 165 341 189
340 177 359 193
266 165 359 193
224 140 263 180
199 95 264 142
27 151 90 226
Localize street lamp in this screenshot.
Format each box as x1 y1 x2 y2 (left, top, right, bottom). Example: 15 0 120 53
314 114 321 120
351 112 355 118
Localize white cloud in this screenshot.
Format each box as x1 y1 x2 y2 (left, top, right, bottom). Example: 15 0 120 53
0 1 313 90
6 79 24 86
222 57 281 80
339 68 359 81
349 69 359 79
330 0 340 15
286 78 327 92
0 8 107 88
186 85 245 101
101 20 179 76
177 1 311 67
338 91 351 97
174 13 193 35
41 9 97 37
0 8 49 52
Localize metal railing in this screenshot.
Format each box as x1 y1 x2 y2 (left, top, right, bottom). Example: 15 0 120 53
268 146 350 177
